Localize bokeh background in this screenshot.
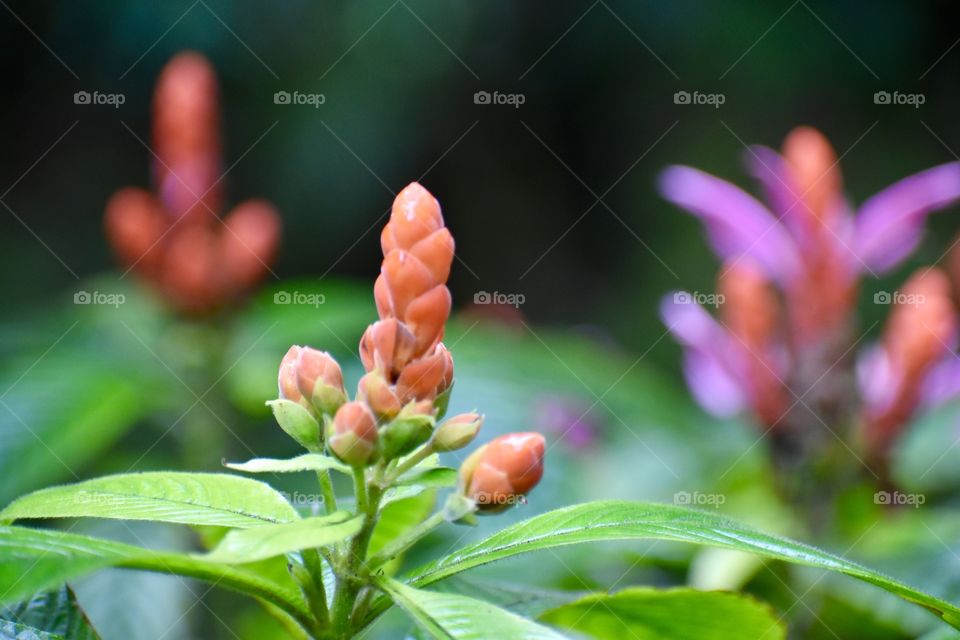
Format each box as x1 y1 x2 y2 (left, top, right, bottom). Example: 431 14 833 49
5 2 960 639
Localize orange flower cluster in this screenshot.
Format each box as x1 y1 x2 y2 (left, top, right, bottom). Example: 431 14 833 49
272 183 545 510
104 52 280 314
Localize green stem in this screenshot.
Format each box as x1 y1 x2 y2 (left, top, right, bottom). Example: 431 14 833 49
119 551 320 637
330 468 384 638
366 510 445 569
382 442 434 486
317 470 338 514
301 550 331 626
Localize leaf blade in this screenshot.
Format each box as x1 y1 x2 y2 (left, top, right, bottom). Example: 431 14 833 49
539 587 785 640
201 513 363 564
224 453 350 476
0 473 299 528
379 578 567 639
403 501 960 629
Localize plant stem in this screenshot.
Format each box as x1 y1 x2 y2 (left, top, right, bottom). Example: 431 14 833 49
317 469 338 514
330 466 384 638
301 549 331 626
382 442 434 486
366 510 445 569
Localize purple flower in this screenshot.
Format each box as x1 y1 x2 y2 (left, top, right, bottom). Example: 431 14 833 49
658 126 960 435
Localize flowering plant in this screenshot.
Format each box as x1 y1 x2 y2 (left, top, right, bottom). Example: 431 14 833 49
659 127 960 503
3 182 960 639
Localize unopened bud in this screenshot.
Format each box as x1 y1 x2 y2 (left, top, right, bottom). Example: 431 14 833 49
432 413 482 452
278 346 307 404
379 401 436 460
328 402 379 466
359 319 417 379
357 370 402 420
267 399 321 449
460 432 546 512
395 346 448 403
296 347 347 415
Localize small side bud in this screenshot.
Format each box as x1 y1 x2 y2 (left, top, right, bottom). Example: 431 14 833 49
267 399 321 449
328 401 379 466
279 346 307 404
359 319 417 379
296 347 347 415
459 432 546 513
432 413 483 452
357 370 402 420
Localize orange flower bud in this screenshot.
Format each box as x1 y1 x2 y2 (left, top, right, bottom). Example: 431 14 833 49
220 199 281 294
158 223 219 313
359 319 417 379
395 346 449 403
328 401 379 466
278 345 304 403
376 250 436 318
460 432 546 512
295 347 347 415
103 188 167 277
432 413 482 452
153 52 222 221
403 285 452 354
357 370 402 420
380 182 444 254
866 268 957 454
783 126 842 228
436 343 454 395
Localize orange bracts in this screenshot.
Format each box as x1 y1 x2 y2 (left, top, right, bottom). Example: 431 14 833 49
361 183 455 403
862 268 958 455
104 52 280 314
460 432 546 511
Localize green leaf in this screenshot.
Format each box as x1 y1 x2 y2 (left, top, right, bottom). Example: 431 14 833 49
539 587 785 639
379 578 567 639
402 501 960 629
225 453 351 476
0 585 100 640
201 512 363 564
0 473 299 528
0 526 313 631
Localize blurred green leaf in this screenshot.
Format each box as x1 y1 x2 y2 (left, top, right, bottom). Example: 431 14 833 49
539 587 785 639
369 489 437 577
1 472 299 527
0 585 99 640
